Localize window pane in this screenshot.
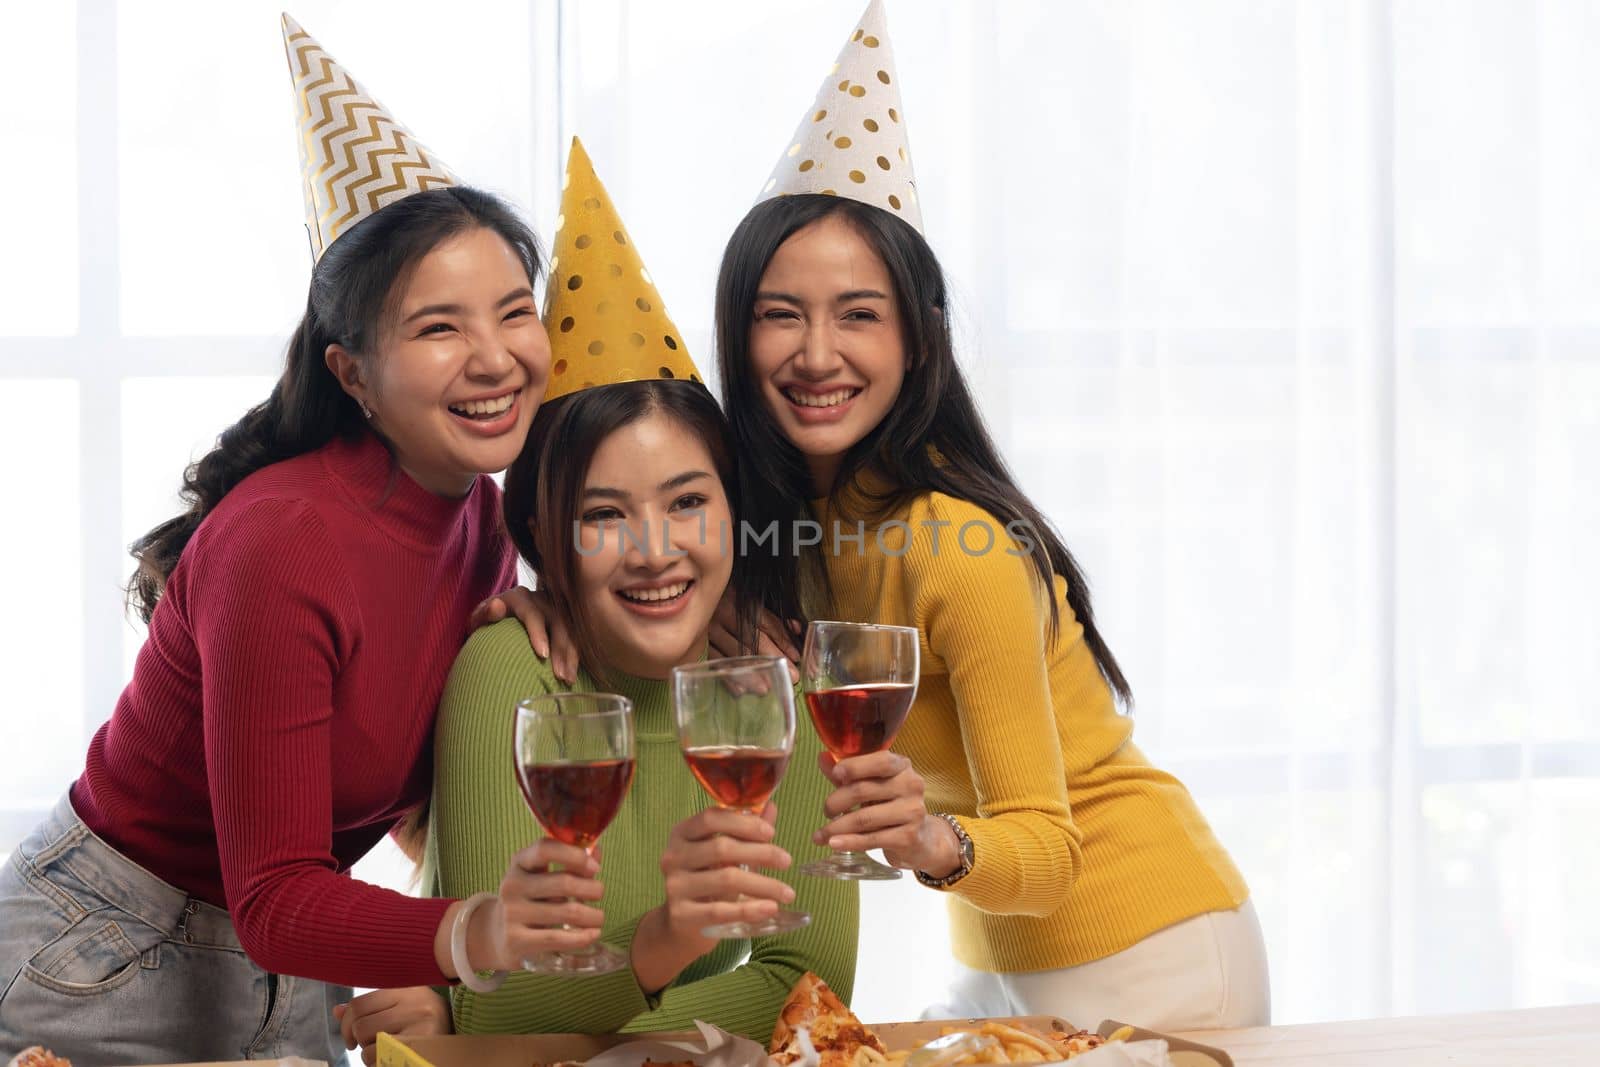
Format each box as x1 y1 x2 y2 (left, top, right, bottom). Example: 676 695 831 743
120 376 276 677
1404 335 1600 748
117 0 535 336
1201 787 1387 1023
0 383 83 817
0 6 77 333
1523 780 1600 1005
1416 781 1522 1013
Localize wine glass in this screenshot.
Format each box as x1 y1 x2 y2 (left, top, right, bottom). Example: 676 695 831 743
799 620 920 880
672 655 812 938
513 692 636 975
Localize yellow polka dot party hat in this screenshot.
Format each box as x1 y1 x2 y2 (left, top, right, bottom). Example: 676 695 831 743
758 0 922 232
281 14 458 262
542 138 701 403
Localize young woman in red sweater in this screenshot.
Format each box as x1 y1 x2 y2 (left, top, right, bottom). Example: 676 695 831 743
0 23 593 1065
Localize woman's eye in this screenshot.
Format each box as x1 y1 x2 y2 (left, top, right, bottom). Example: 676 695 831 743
671 493 709 512
504 307 534 322
582 508 623 524
419 322 454 336
844 309 880 322
759 308 799 322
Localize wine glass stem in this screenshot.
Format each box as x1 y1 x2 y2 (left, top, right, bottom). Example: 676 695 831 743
561 845 601 960
728 804 758 907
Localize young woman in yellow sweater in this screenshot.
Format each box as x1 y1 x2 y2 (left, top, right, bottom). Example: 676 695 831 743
705 190 1269 1029
700 0 1268 1029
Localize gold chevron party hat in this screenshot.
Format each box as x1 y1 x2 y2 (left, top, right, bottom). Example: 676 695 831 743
758 0 922 232
542 138 701 402
282 13 458 262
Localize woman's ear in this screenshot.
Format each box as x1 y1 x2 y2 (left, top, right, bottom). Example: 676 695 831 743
324 343 369 409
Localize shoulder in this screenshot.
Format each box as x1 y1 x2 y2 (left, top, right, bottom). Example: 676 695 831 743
914 492 1006 530
190 445 347 558
184 493 341 591
445 618 560 700
897 493 1035 572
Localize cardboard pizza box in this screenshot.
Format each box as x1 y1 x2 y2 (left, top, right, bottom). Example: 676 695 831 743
377 1015 1232 1067
131 1060 327 1067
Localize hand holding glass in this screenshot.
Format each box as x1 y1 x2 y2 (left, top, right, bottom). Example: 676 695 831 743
513 692 635 975
800 620 920 880
673 655 812 938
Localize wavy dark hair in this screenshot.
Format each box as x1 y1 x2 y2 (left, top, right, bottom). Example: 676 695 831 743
126 186 544 623
714 194 1131 704
503 378 757 684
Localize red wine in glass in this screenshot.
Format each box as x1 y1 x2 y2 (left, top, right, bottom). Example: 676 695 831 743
673 655 812 938
804 682 916 758
683 745 791 812
800 621 921 881
517 757 635 850
513 692 636 976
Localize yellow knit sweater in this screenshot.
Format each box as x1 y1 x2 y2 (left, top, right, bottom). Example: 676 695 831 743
813 487 1248 972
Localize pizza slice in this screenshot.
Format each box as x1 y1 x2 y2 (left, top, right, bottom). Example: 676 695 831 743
7 1049 72 1067
770 972 888 1067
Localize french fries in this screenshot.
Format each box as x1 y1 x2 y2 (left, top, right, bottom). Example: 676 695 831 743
880 1020 1119 1065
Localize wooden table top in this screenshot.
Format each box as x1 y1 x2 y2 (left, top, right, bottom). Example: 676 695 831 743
1176 1003 1600 1065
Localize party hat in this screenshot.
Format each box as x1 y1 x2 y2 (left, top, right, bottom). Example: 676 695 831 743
542 138 701 402
282 13 458 261
757 0 921 232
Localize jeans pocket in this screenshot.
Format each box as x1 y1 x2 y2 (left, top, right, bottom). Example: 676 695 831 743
22 915 158 997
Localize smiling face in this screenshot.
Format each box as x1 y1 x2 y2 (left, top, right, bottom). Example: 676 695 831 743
571 410 735 680
748 213 907 493
329 226 551 495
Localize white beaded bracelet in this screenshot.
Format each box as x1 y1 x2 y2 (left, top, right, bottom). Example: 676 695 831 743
450 892 508 993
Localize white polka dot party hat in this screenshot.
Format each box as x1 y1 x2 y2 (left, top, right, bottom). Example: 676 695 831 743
282 14 458 262
757 0 922 232
542 138 701 403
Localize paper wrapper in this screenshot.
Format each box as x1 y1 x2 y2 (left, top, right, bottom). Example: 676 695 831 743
579 1025 1172 1067
580 1021 772 1067
1067 1040 1174 1067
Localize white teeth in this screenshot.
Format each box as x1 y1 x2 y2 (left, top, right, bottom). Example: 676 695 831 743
619 581 691 603
786 388 857 408
450 392 516 417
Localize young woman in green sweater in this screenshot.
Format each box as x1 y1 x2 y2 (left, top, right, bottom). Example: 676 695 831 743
337 142 856 1061
424 375 857 1039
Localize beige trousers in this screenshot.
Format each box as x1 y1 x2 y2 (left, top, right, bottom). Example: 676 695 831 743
923 900 1270 1032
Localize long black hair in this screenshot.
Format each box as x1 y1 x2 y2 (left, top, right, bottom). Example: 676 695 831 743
714 194 1131 704
126 186 544 623
502 378 758 684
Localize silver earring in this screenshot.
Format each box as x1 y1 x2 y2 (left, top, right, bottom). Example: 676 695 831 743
359 399 373 420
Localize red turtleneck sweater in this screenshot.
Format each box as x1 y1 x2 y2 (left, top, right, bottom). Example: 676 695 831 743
71 431 516 988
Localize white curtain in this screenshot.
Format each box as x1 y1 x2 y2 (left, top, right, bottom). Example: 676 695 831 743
1 0 1595 1028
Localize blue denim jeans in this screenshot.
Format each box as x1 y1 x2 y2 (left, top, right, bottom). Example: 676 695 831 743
0 794 349 1064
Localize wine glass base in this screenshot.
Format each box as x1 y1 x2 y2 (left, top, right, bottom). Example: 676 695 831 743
521 941 630 976
800 855 903 881
702 908 813 940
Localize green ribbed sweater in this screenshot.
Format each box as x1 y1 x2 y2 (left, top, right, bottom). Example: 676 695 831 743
424 619 858 1038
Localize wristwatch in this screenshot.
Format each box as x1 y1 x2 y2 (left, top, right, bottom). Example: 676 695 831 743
915 813 974 889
